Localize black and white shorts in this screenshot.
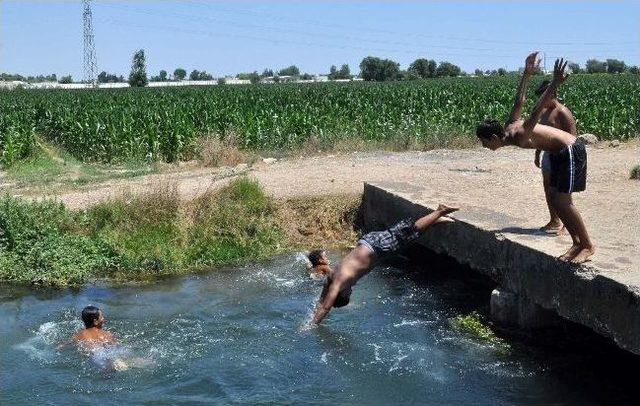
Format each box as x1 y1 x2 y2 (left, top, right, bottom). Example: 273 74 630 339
549 141 587 193
357 218 421 256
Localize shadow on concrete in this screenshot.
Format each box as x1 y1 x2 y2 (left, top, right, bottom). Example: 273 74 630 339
496 226 547 236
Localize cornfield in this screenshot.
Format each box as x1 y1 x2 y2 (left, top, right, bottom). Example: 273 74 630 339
0 74 638 165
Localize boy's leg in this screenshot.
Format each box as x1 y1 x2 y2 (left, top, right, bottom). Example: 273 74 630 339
542 172 563 232
553 192 594 263
414 204 459 232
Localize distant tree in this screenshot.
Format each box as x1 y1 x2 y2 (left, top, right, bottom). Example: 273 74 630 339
359 56 400 81
261 68 274 77
474 69 483 76
585 59 607 74
629 66 639 74
58 75 73 84
497 68 507 76
408 58 437 79
217 77 226 85
300 73 314 80
159 70 168 81
128 49 148 87
328 64 351 80
173 68 187 81
328 65 338 79
98 71 124 83
435 61 461 77
338 64 351 79
277 65 300 76
568 62 583 74
189 70 213 80
237 71 261 84
606 59 626 74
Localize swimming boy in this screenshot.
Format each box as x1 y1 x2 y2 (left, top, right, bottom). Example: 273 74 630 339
476 56 594 264
73 305 116 347
308 204 458 325
511 52 577 235
307 250 332 277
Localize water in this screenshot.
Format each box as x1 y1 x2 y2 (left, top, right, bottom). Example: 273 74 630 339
0 253 634 405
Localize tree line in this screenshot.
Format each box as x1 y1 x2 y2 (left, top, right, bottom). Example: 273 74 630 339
2 51 637 87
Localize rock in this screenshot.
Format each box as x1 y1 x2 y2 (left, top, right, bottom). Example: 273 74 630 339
609 139 620 147
262 157 278 164
578 133 598 144
235 163 249 171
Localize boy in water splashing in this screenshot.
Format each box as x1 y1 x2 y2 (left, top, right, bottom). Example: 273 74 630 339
73 306 116 347
307 204 458 326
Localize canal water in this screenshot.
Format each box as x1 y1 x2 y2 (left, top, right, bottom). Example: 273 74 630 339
0 252 634 405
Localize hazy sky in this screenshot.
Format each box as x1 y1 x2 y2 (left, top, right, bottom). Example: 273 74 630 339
1 1 638 78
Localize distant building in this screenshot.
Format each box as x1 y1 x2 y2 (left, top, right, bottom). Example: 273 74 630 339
0 80 28 90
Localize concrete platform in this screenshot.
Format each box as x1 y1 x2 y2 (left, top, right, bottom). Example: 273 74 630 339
362 182 640 355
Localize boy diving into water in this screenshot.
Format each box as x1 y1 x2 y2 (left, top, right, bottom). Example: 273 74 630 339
308 204 458 325
476 56 594 264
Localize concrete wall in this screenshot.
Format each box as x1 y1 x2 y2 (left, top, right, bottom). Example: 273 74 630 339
362 182 640 355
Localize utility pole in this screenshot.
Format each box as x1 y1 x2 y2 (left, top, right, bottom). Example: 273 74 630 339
543 52 547 74
83 0 98 86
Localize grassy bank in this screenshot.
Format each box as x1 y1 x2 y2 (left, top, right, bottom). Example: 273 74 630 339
0 177 360 286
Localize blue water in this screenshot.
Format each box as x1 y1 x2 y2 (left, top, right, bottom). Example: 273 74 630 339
0 253 633 405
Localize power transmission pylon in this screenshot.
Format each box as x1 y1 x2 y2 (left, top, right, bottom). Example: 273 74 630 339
83 0 98 86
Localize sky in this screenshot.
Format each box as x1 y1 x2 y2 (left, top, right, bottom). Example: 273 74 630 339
1 1 638 79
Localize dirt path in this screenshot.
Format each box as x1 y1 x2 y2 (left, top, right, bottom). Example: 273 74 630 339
6 141 639 268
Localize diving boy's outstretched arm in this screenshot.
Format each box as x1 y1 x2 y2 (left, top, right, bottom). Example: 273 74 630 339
523 58 569 134
311 277 344 325
508 51 540 123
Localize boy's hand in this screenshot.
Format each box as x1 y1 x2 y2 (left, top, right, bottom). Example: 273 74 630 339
552 58 569 85
524 52 540 76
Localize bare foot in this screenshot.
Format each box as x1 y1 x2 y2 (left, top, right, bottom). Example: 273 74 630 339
435 216 455 224
558 244 581 262
437 204 459 216
570 246 596 264
541 221 563 235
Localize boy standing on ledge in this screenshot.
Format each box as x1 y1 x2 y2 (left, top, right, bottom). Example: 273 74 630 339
475 56 594 263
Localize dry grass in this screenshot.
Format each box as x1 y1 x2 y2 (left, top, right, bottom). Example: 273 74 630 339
197 134 252 168
276 194 361 250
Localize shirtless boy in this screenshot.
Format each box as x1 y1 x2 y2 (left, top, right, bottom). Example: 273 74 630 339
308 204 458 325
476 56 594 263
512 52 578 234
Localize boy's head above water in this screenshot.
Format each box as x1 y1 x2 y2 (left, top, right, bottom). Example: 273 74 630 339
81 305 105 329
308 249 329 267
476 118 505 150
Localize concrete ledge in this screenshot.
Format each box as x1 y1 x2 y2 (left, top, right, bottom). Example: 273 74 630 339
362 182 640 355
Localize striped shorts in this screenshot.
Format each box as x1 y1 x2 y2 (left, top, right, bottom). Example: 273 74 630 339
357 218 421 256
549 141 587 193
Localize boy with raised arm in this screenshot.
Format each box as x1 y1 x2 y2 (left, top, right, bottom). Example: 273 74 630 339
512 52 578 235
476 56 594 263
308 204 458 326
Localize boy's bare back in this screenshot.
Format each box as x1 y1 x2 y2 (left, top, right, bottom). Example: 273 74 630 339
505 120 576 152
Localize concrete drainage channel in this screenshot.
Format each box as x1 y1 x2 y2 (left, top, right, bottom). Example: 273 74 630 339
361 182 640 357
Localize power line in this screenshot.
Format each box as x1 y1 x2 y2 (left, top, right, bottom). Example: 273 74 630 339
184 0 637 47
95 3 635 61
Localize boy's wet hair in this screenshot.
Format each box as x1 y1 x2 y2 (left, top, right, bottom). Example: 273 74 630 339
476 119 504 140
81 305 101 328
535 80 552 96
308 250 325 267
